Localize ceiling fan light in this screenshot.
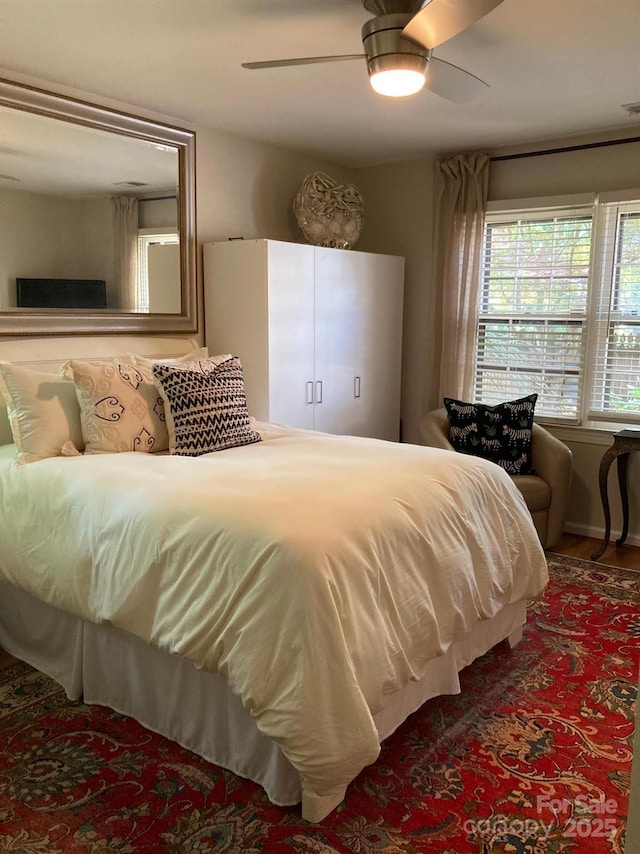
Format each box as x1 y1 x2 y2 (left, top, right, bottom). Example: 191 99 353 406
366 44 429 97
370 67 426 97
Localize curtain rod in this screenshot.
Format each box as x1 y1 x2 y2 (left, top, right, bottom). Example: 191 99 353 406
139 194 177 203
491 135 640 163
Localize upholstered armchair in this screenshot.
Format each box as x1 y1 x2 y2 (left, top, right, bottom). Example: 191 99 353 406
419 408 572 549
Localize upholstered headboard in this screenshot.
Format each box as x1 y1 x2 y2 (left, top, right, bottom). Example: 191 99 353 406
0 335 201 446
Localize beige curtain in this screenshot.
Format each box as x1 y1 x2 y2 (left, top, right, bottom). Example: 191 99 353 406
112 195 139 311
434 152 490 401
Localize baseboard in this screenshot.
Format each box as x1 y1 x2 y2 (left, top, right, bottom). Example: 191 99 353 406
564 521 640 549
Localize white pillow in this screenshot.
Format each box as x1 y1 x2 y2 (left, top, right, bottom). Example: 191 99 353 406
0 361 84 464
128 346 213 369
65 358 169 454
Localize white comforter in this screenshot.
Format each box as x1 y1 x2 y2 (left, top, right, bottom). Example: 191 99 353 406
0 423 548 813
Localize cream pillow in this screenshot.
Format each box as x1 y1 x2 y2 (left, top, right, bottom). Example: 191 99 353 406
65 358 169 454
0 361 84 464
129 346 211 369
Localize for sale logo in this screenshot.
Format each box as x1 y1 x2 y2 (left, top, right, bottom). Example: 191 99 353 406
536 794 619 839
463 796 620 844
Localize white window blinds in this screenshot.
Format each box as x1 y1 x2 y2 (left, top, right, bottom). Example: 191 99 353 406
476 207 592 423
477 197 640 426
588 201 640 423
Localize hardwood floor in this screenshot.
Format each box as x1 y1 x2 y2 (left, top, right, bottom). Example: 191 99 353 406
553 532 640 571
0 647 15 670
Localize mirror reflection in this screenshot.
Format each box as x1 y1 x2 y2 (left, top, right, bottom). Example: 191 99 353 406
0 105 180 314
0 78 197 336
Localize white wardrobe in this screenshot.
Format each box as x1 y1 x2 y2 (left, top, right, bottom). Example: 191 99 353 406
203 239 404 441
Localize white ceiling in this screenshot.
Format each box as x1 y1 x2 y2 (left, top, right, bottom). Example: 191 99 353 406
0 0 639 169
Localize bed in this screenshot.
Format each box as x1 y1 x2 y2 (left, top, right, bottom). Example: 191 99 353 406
0 335 549 823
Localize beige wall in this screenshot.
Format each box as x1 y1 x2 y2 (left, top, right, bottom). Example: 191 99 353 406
356 159 436 445
196 126 355 245
139 197 178 230
0 189 114 308
553 430 640 546
488 126 640 201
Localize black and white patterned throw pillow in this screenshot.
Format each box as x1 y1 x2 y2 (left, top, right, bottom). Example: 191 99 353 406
444 394 537 475
153 356 261 456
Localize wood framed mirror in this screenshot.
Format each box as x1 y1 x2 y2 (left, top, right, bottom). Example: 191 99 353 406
0 77 197 336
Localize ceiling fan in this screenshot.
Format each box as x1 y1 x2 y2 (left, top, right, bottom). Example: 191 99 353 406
242 0 504 102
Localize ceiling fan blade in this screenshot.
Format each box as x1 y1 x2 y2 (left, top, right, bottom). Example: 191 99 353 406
425 56 489 103
403 0 504 49
242 55 364 70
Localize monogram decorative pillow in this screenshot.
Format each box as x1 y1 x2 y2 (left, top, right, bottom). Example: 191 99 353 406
0 361 84 464
444 394 537 475
65 359 169 454
152 356 261 456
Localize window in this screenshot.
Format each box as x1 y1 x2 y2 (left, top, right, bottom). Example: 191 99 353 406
476 196 640 426
589 203 640 421
137 231 179 313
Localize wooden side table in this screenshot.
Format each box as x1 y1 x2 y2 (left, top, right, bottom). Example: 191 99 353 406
592 429 640 561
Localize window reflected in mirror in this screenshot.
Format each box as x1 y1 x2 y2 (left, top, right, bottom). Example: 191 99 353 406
138 229 180 313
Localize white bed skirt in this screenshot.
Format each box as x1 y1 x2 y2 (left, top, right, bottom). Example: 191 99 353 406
0 581 527 821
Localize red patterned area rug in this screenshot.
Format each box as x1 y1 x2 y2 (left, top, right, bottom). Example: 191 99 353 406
0 555 638 853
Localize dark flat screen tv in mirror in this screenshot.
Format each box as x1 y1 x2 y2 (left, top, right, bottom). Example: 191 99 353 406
16 278 107 309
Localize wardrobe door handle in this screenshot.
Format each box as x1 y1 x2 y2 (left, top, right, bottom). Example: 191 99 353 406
315 380 323 404
354 376 361 398
306 381 314 404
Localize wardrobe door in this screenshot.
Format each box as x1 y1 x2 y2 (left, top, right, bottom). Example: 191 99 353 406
265 241 316 430
204 239 315 428
313 248 363 436
355 253 404 441
204 240 271 421
313 248 404 440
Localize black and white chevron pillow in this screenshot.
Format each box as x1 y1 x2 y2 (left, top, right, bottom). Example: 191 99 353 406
152 356 261 456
